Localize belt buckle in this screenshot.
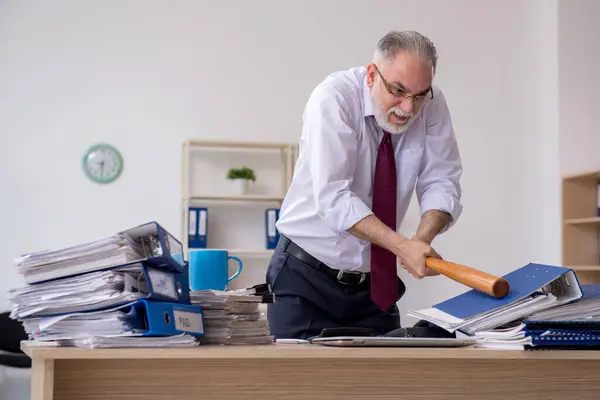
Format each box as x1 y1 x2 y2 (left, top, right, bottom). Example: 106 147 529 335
336 270 366 285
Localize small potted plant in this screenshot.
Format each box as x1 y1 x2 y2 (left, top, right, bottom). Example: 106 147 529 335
227 166 256 195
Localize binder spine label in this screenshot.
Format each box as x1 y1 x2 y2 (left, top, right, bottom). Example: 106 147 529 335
188 207 208 248
268 212 274 237
597 180 600 216
174 309 204 334
198 209 207 237
265 208 280 250
188 210 197 236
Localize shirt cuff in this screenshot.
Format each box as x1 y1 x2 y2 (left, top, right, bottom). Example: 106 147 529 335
419 191 463 233
326 195 374 237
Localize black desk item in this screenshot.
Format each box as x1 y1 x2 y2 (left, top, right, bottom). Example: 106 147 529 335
382 320 457 339
311 320 455 340
0 311 30 368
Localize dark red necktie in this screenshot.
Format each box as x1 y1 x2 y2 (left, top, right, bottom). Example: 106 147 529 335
370 131 398 311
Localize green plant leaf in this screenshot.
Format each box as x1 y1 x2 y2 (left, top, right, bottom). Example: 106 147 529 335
226 166 256 181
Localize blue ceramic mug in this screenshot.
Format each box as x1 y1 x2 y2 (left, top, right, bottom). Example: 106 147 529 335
188 249 243 291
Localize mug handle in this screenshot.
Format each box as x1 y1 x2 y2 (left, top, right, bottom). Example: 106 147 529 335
227 255 243 282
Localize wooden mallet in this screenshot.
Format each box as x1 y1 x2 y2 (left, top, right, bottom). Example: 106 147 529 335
425 257 510 298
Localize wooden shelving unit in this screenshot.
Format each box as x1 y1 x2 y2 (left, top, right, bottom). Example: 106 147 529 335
562 169 600 283
180 139 298 259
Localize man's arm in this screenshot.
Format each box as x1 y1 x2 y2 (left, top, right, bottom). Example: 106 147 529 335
304 85 374 235
413 210 453 245
348 215 440 278
347 215 405 252
415 89 463 242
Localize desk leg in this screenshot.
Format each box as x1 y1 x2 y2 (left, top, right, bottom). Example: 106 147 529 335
31 358 54 400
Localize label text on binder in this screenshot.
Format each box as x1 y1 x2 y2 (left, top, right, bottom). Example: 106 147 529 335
174 310 204 334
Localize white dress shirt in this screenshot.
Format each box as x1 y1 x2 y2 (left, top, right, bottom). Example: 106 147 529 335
276 66 463 273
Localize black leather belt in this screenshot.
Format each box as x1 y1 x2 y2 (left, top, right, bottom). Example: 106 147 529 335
277 235 369 285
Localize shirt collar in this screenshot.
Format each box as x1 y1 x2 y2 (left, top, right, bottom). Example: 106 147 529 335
362 74 374 117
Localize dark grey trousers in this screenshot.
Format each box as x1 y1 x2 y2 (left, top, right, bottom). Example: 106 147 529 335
265 242 406 340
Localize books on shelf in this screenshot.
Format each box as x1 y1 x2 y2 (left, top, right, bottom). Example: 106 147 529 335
186 206 281 252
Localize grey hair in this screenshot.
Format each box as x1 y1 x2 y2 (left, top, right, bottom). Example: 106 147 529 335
374 30 438 75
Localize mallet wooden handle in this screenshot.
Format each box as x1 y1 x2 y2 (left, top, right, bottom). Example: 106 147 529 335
425 257 510 298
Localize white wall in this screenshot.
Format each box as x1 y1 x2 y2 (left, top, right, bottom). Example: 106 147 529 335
396 0 560 321
0 1 561 323
558 0 600 176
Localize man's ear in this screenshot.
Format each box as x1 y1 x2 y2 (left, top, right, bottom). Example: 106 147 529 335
366 63 377 88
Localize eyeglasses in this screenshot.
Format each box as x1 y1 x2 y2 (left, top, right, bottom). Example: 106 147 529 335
374 65 433 103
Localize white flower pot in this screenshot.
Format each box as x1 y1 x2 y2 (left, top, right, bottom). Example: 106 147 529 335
231 178 249 196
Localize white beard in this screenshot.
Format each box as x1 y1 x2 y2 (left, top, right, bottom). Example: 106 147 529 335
371 84 416 134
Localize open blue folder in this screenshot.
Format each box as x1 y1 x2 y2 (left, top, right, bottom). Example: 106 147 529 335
408 263 583 335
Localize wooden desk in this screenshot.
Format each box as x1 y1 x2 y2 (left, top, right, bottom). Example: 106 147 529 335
22 342 600 400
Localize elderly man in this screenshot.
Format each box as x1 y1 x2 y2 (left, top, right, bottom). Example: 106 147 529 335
266 30 463 339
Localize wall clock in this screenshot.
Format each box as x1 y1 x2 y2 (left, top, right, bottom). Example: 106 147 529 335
82 143 123 184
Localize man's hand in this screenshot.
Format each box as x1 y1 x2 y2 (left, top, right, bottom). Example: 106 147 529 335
347 214 442 279
395 238 441 279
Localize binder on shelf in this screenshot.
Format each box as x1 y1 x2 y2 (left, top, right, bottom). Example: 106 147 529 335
597 179 600 217
408 263 583 335
24 299 205 340
188 207 208 249
11 261 192 319
15 221 186 285
265 208 280 250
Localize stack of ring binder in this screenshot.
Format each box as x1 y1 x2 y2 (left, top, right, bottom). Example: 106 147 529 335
472 284 600 350
8 221 206 348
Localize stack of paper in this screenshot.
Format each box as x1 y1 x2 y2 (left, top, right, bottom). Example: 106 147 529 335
475 320 600 350
9 222 204 348
21 301 152 341
190 284 274 345
15 235 149 285
472 323 530 350
18 301 200 348
8 264 146 319
474 285 600 350
408 263 583 336
71 334 199 348
527 284 600 321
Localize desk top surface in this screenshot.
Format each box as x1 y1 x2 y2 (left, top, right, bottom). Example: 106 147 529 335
20 341 600 361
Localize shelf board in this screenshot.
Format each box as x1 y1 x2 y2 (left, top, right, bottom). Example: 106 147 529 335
564 217 600 225
185 140 291 151
229 249 274 257
562 170 600 182
188 195 284 203
187 248 274 257
569 265 600 272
